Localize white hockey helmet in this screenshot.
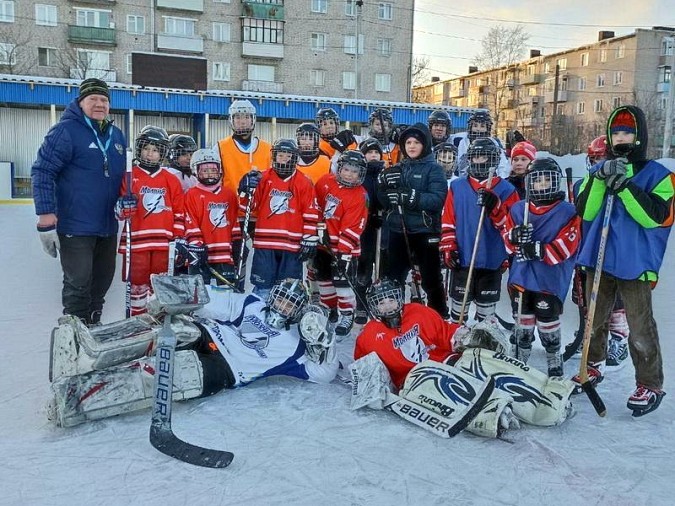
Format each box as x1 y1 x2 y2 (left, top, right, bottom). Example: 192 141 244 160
190 149 222 186
229 99 256 136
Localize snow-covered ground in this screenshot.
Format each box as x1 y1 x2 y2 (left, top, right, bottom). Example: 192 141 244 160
3 157 675 506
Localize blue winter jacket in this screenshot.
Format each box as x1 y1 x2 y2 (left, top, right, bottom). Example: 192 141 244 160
32 99 127 236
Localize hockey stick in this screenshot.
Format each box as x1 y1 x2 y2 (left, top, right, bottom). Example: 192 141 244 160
457 166 497 326
374 211 383 281
125 150 134 319
236 188 255 283
208 265 243 293
397 203 424 304
576 194 613 417
512 183 531 360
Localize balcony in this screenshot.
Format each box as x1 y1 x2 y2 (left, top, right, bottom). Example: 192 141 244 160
657 82 670 93
70 68 116 82
68 25 116 46
242 1 285 20
157 34 203 53
242 42 284 59
449 87 465 98
156 0 203 12
505 78 516 88
68 0 116 5
242 80 282 93
521 73 542 85
521 117 542 127
544 90 567 103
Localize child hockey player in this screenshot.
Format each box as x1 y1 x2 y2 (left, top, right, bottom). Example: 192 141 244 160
507 140 537 199
313 150 369 337
433 141 458 185
182 149 241 286
502 158 580 377
428 110 452 146
452 112 510 178
440 137 519 323
166 134 198 192
48 277 339 427
240 139 320 300
116 126 185 315
574 105 675 416
295 122 331 184
316 107 341 159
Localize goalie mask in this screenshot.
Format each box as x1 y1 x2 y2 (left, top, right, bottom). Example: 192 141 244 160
168 134 198 170
337 150 367 187
315 107 340 140
229 99 256 136
468 111 493 142
271 138 300 178
191 149 222 186
135 125 169 172
296 123 320 158
433 141 457 177
526 158 564 205
368 108 393 143
366 278 404 329
265 278 309 330
467 137 500 180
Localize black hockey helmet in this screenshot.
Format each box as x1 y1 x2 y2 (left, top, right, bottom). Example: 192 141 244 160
359 137 384 156
366 278 404 329
433 141 458 176
315 107 340 140
526 157 564 204
271 138 300 178
337 150 367 187
428 110 452 143
135 125 169 170
368 108 394 143
265 278 309 330
296 122 321 157
468 111 493 142
467 137 500 179
168 134 198 169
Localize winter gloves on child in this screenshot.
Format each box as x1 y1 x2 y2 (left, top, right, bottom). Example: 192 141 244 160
37 223 60 258
595 158 629 193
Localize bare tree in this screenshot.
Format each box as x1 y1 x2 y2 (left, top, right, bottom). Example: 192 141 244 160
55 47 115 81
473 26 529 136
0 24 37 75
411 56 431 88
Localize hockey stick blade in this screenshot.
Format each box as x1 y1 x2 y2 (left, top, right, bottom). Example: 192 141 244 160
562 332 584 361
494 313 515 331
150 425 234 468
581 381 607 417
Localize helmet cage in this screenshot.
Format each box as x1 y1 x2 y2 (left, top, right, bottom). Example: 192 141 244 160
265 279 309 329
366 280 404 321
296 125 320 157
168 135 197 168
135 127 169 168
272 139 299 178
467 138 500 179
526 166 562 203
368 109 393 142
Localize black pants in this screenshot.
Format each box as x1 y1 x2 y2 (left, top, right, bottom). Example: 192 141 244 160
384 231 447 317
58 234 117 322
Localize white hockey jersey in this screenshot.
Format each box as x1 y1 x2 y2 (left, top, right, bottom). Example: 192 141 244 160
194 286 338 386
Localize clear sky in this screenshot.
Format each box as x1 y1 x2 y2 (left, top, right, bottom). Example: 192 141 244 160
413 0 675 81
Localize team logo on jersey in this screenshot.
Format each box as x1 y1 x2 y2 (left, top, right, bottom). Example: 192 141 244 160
140 186 168 216
208 202 230 230
267 189 293 218
323 194 341 219
375 332 386 341
238 315 280 358
392 324 431 363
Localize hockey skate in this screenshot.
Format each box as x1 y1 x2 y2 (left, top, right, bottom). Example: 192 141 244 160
546 352 563 378
571 363 604 395
627 385 665 417
354 309 369 325
606 335 629 368
335 311 354 339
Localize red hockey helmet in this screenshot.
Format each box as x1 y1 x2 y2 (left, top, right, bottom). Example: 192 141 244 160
586 135 608 168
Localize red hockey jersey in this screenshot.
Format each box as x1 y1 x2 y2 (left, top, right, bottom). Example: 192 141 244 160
354 303 459 389
118 166 185 253
315 173 368 256
184 184 242 264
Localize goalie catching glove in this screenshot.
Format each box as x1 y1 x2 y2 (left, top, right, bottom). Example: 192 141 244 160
298 304 336 364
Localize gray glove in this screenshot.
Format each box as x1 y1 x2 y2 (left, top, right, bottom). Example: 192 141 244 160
37 224 60 258
596 158 627 180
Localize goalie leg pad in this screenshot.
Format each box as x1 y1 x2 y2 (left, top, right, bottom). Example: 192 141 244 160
454 348 575 426
49 350 203 428
348 352 396 410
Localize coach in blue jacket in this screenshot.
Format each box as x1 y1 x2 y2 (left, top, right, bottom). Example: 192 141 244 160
32 78 127 326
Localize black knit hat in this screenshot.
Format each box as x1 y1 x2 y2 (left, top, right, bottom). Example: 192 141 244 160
78 78 110 101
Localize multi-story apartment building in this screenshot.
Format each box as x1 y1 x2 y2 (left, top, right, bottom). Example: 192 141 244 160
412 27 675 157
0 0 415 101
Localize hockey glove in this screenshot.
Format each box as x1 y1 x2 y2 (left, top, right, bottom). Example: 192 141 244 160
298 235 319 262
329 129 356 152
382 165 404 189
518 241 544 261
187 244 208 269
476 188 500 214
333 254 352 276
606 173 629 193
386 189 404 207
390 124 408 146
596 158 627 180
399 187 419 209
509 223 534 245
37 223 60 258
115 194 138 220
174 237 189 272
442 249 461 270
237 170 262 196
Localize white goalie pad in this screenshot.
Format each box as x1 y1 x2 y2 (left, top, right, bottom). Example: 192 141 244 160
299 307 336 365
348 352 396 410
454 348 575 426
50 314 202 382
148 274 209 315
451 317 512 355
49 350 203 428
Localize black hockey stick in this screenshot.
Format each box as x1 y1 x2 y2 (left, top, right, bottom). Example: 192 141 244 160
150 315 234 468
125 150 134 318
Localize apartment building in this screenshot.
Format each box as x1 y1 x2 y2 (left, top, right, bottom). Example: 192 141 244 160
412 27 675 156
0 0 415 101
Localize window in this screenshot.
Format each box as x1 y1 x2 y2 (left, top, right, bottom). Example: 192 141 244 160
345 0 356 16
594 99 603 113
597 73 605 87
213 62 231 81
343 71 356 90
311 0 327 13
164 17 196 37
375 73 391 92
213 0 231 3
126 54 132 74
613 71 623 85
378 2 393 20
578 76 586 91
35 4 57 26
76 49 111 79
0 1 14 23
310 69 326 87
662 37 674 56
658 65 671 83
311 32 327 51
556 104 564 116
76 9 111 28
556 58 567 70
242 18 284 44
577 102 585 115
660 96 669 110
615 44 625 59
544 62 550 74
560 76 568 91
248 64 275 82
213 22 231 42
38 47 57 66
343 34 364 54
0 42 15 64
580 52 589 66
528 86 537 97
599 48 607 62
612 96 621 109
377 38 391 56
127 15 145 34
